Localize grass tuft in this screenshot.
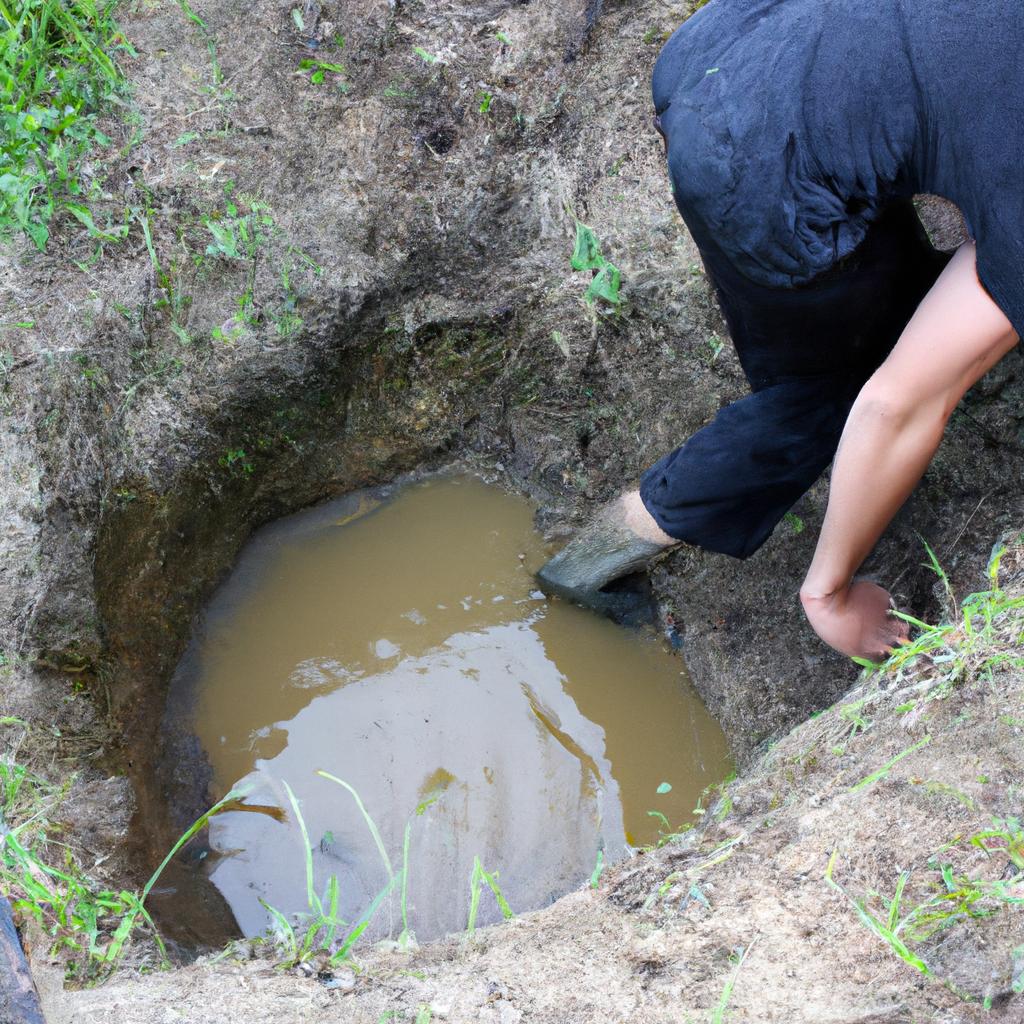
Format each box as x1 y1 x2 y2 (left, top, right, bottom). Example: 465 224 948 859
0 719 246 982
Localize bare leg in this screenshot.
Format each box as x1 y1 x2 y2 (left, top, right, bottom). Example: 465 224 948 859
619 490 679 545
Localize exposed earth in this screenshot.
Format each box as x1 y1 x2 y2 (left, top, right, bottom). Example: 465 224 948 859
1 0 1021 1021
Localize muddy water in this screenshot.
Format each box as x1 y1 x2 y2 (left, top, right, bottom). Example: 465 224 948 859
163 475 730 941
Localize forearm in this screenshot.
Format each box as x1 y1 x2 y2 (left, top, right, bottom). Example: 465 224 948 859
800 387 947 600
802 242 1016 605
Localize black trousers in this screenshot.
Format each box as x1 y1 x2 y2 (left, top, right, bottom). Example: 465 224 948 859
639 200 951 558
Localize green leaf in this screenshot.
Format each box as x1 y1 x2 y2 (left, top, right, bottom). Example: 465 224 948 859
24 218 48 251
656 782 672 795
291 8 305 30
585 262 622 306
570 221 604 271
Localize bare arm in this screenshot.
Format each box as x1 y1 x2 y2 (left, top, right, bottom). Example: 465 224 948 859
800 242 1019 659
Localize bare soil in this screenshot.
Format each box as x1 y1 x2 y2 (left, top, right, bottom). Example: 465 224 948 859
1 0 1022 1020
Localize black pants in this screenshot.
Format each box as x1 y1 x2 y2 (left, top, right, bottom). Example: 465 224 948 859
639 200 951 558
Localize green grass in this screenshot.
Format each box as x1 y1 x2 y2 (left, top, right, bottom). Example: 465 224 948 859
0 720 245 981
826 824 1024 986
248 773 514 968
3 747 505 978
465 855 513 938
1 0 133 249
857 538 1024 688
709 938 755 1024
823 537 1024 996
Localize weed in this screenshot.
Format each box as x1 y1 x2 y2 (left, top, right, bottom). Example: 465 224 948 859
569 219 622 308
850 735 931 792
709 938 756 1024
246 774 514 967
0 725 245 981
382 80 415 102
837 697 871 739
133 203 194 343
172 0 230 116
465 855 513 937
825 852 931 976
862 538 1024 686
783 511 805 534
218 447 254 475
298 58 348 90
971 817 1024 872
826 825 1024 989
642 834 745 910
1 0 134 249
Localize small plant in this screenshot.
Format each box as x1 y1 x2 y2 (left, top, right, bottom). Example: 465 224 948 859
218 447 254 475
203 184 273 263
783 511 804 534
253 773 495 967
173 0 229 115
202 184 276 334
298 57 347 88
0 726 246 980
825 832 1024 987
856 536 1023 683
972 817 1024 873
709 938 756 1024
133 203 193 343
465 856 513 937
570 219 622 308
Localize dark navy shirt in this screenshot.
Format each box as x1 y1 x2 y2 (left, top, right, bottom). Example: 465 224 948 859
652 0 1023 336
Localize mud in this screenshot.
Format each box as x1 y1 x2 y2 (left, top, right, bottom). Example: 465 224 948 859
156 475 729 942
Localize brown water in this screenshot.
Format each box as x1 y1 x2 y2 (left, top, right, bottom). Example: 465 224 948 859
164 474 730 941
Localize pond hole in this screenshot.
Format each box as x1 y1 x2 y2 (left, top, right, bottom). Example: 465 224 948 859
158 474 731 942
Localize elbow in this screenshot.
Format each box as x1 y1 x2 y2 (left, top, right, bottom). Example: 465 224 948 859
851 377 951 429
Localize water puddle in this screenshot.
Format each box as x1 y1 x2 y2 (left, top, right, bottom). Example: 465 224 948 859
160 474 731 941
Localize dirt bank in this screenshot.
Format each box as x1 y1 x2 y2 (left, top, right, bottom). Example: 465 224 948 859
38 540 1024 1023
1 0 1022 1019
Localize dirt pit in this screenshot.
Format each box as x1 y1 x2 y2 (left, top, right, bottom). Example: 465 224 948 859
152 474 730 944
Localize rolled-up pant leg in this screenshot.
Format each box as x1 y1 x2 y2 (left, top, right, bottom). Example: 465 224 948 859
639 375 859 558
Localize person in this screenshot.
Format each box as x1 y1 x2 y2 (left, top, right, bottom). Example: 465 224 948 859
538 0 1020 661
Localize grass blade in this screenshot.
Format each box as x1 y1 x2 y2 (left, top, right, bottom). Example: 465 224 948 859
282 780 321 915
316 771 394 881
